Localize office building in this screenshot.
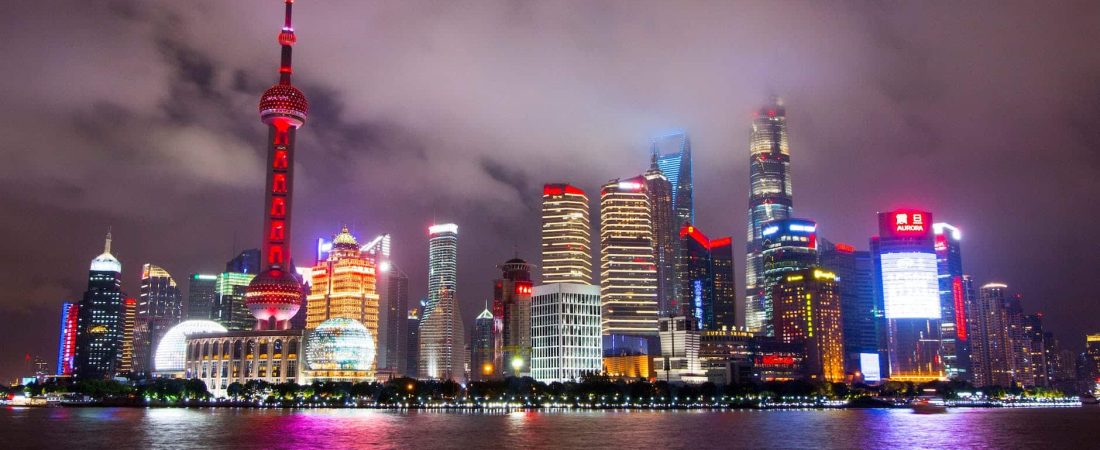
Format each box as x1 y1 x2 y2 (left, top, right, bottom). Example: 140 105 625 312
406 307 420 378
493 257 533 377
470 306 495 381
531 283 603 383
419 286 465 382
226 249 261 275
132 264 183 378
1023 314 1051 387
933 223 972 381
773 268 844 382
56 302 79 376
652 316 702 383
384 267 409 374
678 224 736 330
118 298 137 377
74 232 126 379
644 155 677 316
746 98 794 334
541 184 592 285
872 209 944 381
599 177 658 336
425 224 458 320
970 283 1039 387
306 227 380 362
652 132 694 231
760 218 818 337
819 241 877 376
186 274 218 320
213 272 256 331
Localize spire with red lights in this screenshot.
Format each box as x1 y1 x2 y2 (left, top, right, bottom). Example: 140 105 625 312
247 0 309 331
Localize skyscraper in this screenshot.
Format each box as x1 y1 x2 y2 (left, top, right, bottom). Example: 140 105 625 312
760 218 819 337
186 274 218 320
746 98 794 333
74 232 125 379
226 249 261 275
384 266 409 374
971 283 1034 387
56 302 79 376
244 0 308 332
132 264 183 378
470 306 495 382
644 156 677 315
406 307 420 378
872 209 944 381
118 298 137 377
418 286 465 382
531 283 603 383
678 224 736 330
773 268 845 382
652 132 694 227
213 272 255 331
819 241 877 376
541 184 592 285
599 177 658 336
425 223 458 320
933 222 972 381
306 227 380 376
492 258 534 377
1023 314 1050 387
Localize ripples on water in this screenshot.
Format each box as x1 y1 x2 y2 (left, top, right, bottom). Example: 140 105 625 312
2 406 1096 449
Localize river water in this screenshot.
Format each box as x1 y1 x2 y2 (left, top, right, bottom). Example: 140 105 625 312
2 406 1096 449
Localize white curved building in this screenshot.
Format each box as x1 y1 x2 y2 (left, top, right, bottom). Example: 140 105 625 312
154 320 228 375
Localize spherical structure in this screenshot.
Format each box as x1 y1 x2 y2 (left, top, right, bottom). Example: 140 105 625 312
154 320 228 373
278 30 297 46
245 268 303 324
306 318 375 371
259 84 308 126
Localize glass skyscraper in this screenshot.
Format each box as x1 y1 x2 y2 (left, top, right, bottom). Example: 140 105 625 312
74 232 126 379
933 222 972 381
760 218 818 337
425 223 458 320
819 240 878 376
652 132 694 227
745 98 794 334
652 133 694 316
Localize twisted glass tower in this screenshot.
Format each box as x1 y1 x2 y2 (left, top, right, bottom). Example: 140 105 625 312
745 97 793 335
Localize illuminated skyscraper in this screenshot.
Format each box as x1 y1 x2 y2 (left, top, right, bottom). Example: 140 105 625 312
213 272 256 331
226 249 261 275
425 223 458 320
971 283 1018 387
406 307 420 377
819 241 877 376
761 218 818 336
118 298 137 377
933 223 972 381
384 266 409 373
872 209 944 381
306 227 380 377
244 0 309 331
418 285 465 382
541 184 592 285
746 98 794 333
652 132 694 228
599 177 658 336
56 302 79 376
470 306 495 381
493 257 533 377
186 274 218 320
773 268 845 382
644 156 677 315
132 264 183 378
678 224 736 330
531 283 603 383
74 232 126 379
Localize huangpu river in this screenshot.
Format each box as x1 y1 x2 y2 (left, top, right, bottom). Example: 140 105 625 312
2 406 1096 449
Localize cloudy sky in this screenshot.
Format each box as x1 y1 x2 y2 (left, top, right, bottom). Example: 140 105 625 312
1 0 1098 381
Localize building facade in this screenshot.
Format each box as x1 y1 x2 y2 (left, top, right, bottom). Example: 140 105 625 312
384 267 409 374
819 241 877 377
531 283 603 383
652 316 702 383
185 330 304 398
118 298 137 377
678 224 736 330
933 223 972 381
760 218 818 337
213 272 256 331
186 274 218 320
541 184 592 285
133 264 184 378
470 307 495 381
425 224 458 320
56 302 79 376
599 177 658 336
74 233 126 379
773 268 844 382
493 258 533 377
645 156 677 316
419 286 465 382
745 98 794 334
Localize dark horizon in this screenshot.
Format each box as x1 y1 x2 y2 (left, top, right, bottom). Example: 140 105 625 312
2 0 1099 382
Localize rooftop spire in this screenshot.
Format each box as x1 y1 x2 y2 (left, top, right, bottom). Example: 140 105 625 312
277 0 297 85
104 228 112 254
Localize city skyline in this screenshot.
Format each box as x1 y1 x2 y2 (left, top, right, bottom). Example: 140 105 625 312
3 1 1100 382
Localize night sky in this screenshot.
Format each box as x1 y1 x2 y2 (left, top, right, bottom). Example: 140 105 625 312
2 1 1099 381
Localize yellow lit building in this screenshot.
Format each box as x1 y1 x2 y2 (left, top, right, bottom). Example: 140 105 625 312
603 355 650 381
773 268 844 382
541 184 592 285
599 177 658 336
306 226 379 374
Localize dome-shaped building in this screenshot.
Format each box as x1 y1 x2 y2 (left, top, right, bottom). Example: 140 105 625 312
305 318 375 382
245 268 303 330
154 320 228 375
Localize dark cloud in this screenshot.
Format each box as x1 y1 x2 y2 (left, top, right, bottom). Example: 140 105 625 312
1 0 1099 381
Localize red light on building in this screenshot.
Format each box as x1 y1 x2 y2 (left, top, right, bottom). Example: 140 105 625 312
879 209 933 238
515 283 533 295
543 184 585 196
708 237 732 249
758 355 795 366
952 276 967 341
835 243 855 253
679 223 710 247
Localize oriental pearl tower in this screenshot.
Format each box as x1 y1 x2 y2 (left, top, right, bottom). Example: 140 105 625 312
245 0 309 330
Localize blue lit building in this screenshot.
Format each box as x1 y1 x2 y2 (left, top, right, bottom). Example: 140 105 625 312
819 240 878 376
652 132 694 226
760 218 818 336
934 223 972 381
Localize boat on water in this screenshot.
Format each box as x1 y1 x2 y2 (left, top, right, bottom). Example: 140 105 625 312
911 398 948 414
1080 394 1098 405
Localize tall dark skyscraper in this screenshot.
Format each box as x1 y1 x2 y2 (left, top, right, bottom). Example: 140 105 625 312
470 305 495 382
186 274 217 320
493 258 534 377
819 240 877 376
678 224 736 330
645 155 677 316
74 232 125 379
225 249 261 274
745 98 794 333
933 222 972 381
384 266 409 373
244 0 308 331
406 307 420 378
760 218 818 337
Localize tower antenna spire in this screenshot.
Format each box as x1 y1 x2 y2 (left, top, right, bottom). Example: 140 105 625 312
105 227 113 254
277 0 297 85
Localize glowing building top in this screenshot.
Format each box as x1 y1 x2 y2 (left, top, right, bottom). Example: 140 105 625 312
90 231 122 273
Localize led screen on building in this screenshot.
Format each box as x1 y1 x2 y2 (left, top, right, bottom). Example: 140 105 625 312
881 252 941 319
860 353 881 382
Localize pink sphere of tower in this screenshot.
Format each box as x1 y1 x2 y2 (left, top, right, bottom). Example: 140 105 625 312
245 268 302 329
